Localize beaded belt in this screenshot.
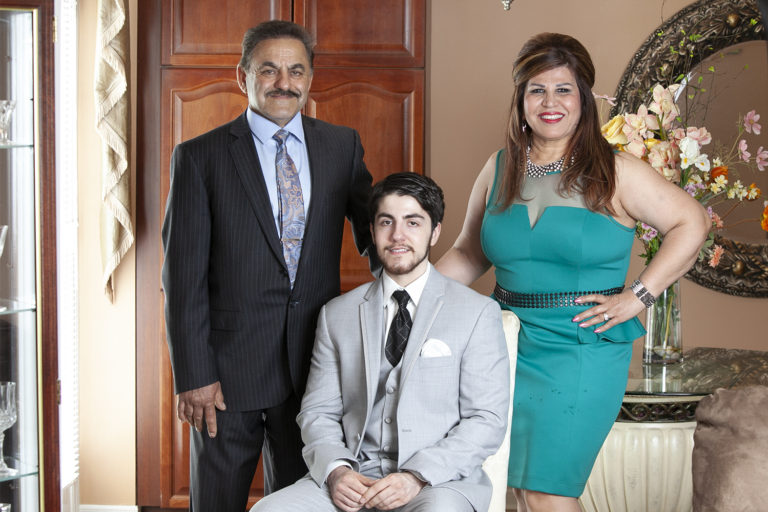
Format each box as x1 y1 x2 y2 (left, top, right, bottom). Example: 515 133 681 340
493 283 624 308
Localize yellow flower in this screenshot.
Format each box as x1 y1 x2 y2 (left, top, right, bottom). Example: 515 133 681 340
747 183 761 200
645 138 661 151
710 175 727 194
601 115 628 145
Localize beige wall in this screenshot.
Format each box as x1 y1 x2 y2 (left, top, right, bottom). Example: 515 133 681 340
76 0 767 505
78 0 137 505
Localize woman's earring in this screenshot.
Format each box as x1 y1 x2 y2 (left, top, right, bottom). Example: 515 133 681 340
522 120 527 132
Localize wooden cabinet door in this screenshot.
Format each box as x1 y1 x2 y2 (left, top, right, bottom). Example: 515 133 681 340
294 0 425 68
308 69 424 290
137 0 424 508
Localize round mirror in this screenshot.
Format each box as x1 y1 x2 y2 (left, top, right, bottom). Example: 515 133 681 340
612 0 768 297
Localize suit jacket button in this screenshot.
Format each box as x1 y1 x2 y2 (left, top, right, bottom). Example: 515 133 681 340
289 300 300 307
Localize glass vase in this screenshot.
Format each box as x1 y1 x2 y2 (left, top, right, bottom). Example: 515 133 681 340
643 280 682 364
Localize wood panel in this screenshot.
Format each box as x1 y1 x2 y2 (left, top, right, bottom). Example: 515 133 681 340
308 69 424 290
162 0 291 66
295 0 425 68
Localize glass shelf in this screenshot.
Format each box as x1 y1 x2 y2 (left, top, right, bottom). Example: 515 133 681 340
0 143 33 150
0 299 36 316
0 457 38 483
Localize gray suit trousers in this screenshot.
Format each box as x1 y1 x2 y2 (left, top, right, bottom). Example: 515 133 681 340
251 474 474 512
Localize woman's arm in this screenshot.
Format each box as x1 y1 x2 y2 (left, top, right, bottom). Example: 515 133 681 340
575 153 711 331
613 153 711 294
435 152 497 285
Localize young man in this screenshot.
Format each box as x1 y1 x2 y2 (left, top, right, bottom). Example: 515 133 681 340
162 20 377 511
252 173 510 512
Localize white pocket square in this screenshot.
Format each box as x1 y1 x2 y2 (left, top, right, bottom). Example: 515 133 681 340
420 338 452 358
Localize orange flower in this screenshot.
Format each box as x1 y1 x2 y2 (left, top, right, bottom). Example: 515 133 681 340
708 244 724 268
710 166 728 181
762 203 768 232
747 183 761 200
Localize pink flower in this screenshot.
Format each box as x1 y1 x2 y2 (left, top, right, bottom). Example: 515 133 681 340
640 223 658 242
671 128 687 143
739 139 751 162
708 245 724 268
707 207 724 228
623 105 659 140
649 84 680 129
756 146 768 171
648 141 680 182
593 93 617 106
744 110 761 135
625 139 647 158
686 127 712 146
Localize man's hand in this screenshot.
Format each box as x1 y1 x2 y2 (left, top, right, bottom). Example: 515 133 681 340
327 466 375 512
360 472 426 510
176 381 226 438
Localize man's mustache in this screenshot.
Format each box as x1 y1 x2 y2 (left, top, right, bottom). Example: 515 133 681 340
267 89 301 99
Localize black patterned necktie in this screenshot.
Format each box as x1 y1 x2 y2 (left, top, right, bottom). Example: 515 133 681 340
385 290 412 367
273 129 305 287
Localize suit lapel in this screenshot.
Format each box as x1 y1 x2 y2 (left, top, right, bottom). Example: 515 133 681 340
228 112 285 267
361 278 384 411
400 268 445 386
299 116 323 250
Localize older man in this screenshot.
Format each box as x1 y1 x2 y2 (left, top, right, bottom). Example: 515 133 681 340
162 20 377 512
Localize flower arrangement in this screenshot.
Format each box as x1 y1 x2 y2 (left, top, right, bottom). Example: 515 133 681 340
598 84 766 364
598 84 767 267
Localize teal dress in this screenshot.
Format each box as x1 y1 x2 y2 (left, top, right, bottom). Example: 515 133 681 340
481 151 645 497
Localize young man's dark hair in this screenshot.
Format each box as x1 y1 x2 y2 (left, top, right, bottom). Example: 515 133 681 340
368 172 445 230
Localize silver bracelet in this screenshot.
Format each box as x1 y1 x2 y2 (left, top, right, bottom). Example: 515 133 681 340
630 279 656 308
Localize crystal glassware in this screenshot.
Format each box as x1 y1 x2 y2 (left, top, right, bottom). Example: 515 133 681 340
0 382 18 476
0 101 15 144
0 225 7 258
0 100 16 144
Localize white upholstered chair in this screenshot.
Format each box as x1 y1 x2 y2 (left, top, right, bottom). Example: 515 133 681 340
482 310 520 512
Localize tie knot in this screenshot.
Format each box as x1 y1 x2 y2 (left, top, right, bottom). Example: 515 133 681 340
392 289 410 309
273 129 289 146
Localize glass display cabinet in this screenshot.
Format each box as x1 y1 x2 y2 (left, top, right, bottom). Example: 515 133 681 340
0 2 59 511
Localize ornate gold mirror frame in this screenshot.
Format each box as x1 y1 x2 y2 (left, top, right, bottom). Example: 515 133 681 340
612 0 768 297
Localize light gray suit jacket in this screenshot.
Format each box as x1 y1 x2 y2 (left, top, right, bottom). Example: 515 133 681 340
297 266 510 511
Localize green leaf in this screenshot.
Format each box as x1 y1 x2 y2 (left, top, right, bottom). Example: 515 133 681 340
708 66 715 72
750 18 758 26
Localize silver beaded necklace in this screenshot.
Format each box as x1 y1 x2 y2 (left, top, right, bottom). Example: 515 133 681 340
526 146 566 178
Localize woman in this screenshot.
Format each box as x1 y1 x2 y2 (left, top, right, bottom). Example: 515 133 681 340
436 33 710 512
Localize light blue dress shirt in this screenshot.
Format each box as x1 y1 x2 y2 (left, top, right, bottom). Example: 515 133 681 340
245 108 312 232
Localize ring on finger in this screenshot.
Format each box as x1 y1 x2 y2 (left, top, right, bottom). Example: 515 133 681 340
603 313 610 322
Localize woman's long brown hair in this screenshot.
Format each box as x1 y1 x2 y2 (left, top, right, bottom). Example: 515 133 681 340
494 33 616 215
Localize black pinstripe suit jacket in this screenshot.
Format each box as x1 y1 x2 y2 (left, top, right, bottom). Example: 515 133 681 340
162 111 376 411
